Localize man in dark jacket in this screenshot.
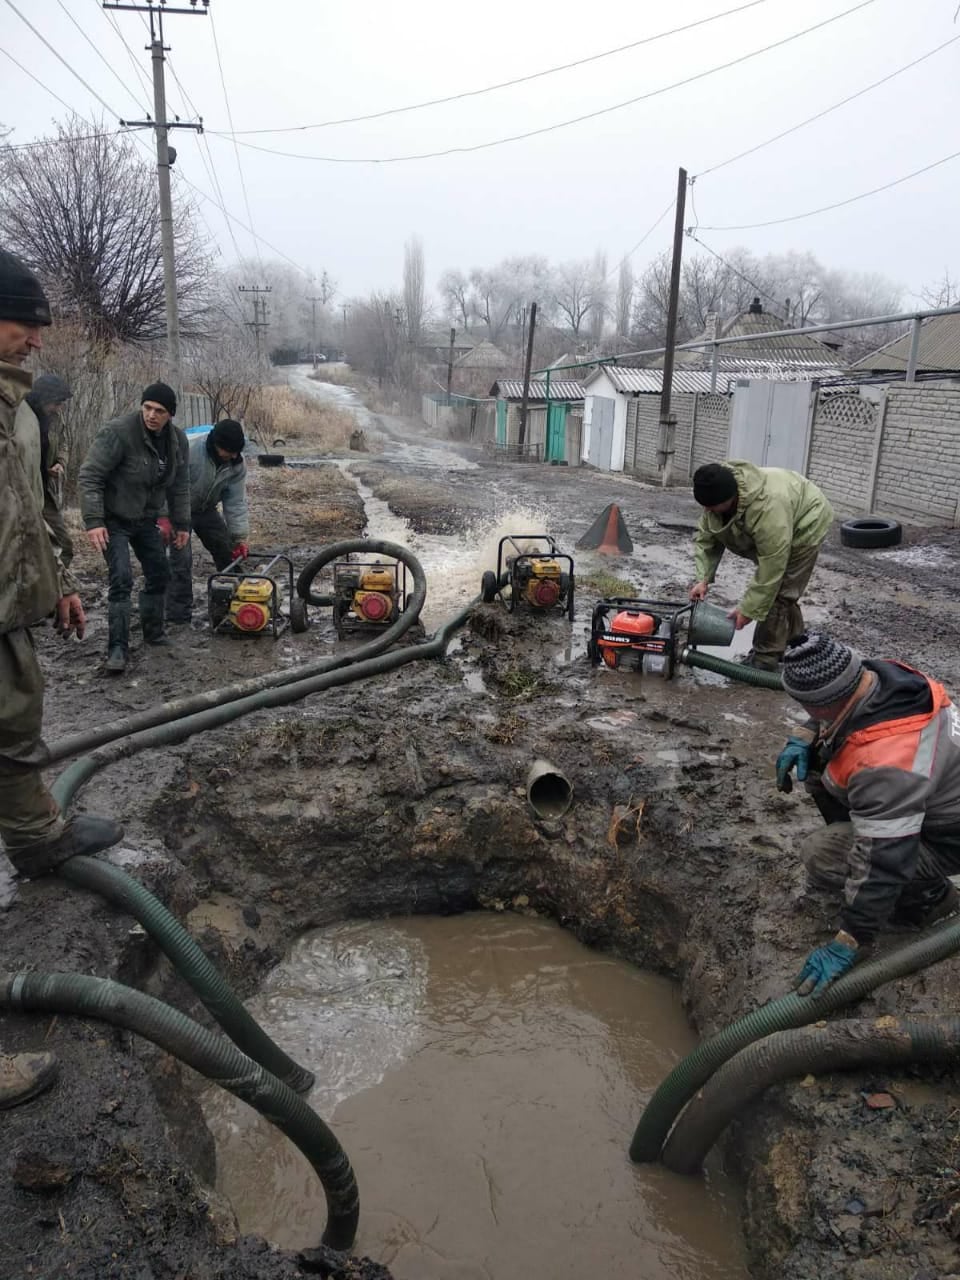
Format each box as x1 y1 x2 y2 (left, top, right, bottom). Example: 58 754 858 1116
0 249 122 1107
166 419 249 623
79 382 190 673
777 633 960 996
26 373 73 568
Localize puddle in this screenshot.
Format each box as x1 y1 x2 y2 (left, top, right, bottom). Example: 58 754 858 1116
202 913 747 1279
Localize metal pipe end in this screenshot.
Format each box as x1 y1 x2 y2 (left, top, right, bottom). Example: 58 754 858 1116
526 759 573 820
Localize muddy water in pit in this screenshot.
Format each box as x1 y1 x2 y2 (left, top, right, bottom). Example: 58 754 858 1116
202 913 747 1280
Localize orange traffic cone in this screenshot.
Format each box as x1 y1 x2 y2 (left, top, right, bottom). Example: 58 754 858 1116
575 503 633 555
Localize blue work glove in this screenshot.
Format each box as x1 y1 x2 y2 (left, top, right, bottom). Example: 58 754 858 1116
793 937 858 997
776 735 813 793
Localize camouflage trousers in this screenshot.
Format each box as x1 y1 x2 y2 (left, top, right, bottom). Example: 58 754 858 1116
0 628 63 853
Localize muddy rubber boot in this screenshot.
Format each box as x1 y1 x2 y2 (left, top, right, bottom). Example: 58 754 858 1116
139 591 170 646
106 603 129 673
0 1052 59 1109
8 814 124 878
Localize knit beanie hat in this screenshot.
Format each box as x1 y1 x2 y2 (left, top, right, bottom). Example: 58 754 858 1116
782 633 865 707
141 381 177 416
31 373 72 406
0 249 52 326
693 463 738 507
210 418 245 454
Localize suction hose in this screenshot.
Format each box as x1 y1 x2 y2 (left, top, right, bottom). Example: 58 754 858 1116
681 647 784 690
56 855 314 1094
662 1015 960 1174
629 914 960 1164
1 970 358 1251
46 539 427 764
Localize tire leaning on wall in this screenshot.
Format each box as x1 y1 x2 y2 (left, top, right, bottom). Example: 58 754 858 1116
840 517 903 549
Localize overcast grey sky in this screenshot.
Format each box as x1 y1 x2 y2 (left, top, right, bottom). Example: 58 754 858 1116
3 0 958 302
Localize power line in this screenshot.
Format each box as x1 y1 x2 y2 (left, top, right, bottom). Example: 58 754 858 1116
685 232 782 308
607 197 677 280
207 0 877 164
3 0 123 120
1 122 127 151
99 4 155 101
697 147 960 231
219 0 773 136
55 0 150 117
0 44 85 115
695 32 960 178
208 7 262 269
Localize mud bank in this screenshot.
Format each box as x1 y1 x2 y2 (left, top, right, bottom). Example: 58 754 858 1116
5 406 960 1278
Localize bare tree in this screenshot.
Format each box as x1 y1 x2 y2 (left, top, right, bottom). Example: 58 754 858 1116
403 236 425 346
615 259 634 339
0 116 212 344
920 270 959 308
588 251 609 343
346 292 405 387
438 268 471 329
186 333 260 423
552 259 595 336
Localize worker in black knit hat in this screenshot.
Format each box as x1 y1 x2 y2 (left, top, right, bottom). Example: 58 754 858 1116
778 632 960 997
166 419 249 623
688 461 833 671
78 381 191 672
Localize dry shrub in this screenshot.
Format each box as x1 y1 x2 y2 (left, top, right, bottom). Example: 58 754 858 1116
249 386 354 452
308 364 354 387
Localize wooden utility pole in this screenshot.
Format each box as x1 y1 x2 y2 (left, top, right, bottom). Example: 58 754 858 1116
518 300 537 450
106 1 206 403
445 327 456 399
239 285 271 371
658 167 688 487
307 295 323 367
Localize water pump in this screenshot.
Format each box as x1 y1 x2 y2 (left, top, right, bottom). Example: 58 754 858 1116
480 534 575 621
587 597 735 678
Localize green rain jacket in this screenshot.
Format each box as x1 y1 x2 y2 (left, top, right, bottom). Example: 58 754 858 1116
693 460 833 621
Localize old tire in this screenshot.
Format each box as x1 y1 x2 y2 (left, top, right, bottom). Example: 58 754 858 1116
840 517 902 549
289 597 309 633
258 453 285 468
480 570 498 604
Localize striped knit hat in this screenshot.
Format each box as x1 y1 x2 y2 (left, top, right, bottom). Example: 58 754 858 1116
782 633 864 707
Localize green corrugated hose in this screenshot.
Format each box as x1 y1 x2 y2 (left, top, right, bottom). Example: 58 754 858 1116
629 914 960 1163
1 970 358 1251
681 647 784 690
661 1014 960 1174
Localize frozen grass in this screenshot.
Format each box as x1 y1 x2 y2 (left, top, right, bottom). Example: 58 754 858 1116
253 385 355 451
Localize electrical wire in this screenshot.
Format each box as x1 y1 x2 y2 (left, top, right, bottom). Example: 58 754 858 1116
3 0 123 121
694 32 960 178
56 0 150 117
208 7 263 270
1 123 127 151
206 0 877 164
697 148 960 231
220 0 773 136
685 232 783 308
0 44 86 116
607 197 677 279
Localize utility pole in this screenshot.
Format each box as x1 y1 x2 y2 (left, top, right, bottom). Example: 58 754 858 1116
106 1 207 404
239 285 271 372
518 300 538 450
658 167 688 488
445 327 456 399
307 295 323 367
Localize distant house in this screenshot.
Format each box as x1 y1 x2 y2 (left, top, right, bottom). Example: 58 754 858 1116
417 329 477 363
452 339 512 396
581 365 721 471
488 378 586 463
654 297 848 382
852 313 960 380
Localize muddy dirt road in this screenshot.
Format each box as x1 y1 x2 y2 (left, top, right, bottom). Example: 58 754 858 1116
4 369 960 1279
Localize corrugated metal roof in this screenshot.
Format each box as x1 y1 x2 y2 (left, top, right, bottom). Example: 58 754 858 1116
454 339 509 369
590 367 718 393
587 361 844 393
491 379 586 400
853 314 960 373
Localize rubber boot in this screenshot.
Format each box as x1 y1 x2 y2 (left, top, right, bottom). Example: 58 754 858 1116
0 1052 58 1109
7 814 124 877
106 602 129 673
139 591 170 646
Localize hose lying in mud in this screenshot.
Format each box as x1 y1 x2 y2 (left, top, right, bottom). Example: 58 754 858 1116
48 602 475 1087
681 648 784 690
1 970 359 1251
661 1015 960 1174
56 855 314 1095
46 539 427 765
629 913 960 1164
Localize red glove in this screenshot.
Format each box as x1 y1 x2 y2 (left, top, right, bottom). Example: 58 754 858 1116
231 543 249 561
157 516 173 545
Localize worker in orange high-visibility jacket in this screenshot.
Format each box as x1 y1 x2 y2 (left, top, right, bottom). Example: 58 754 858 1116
776 632 960 996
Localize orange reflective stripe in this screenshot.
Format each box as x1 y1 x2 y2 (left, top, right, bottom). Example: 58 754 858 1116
826 675 951 791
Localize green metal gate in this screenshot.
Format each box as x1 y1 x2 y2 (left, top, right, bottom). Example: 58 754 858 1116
546 402 566 462
496 399 507 445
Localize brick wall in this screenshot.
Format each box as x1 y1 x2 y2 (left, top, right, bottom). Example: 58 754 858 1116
873 386 960 522
690 394 732 474
623 392 732 482
806 393 877 514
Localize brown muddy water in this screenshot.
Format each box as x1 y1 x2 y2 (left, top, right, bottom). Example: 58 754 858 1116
202 912 747 1280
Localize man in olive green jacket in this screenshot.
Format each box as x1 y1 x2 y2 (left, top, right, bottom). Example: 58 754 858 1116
0 248 122 1108
79 382 190 673
688 460 833 669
